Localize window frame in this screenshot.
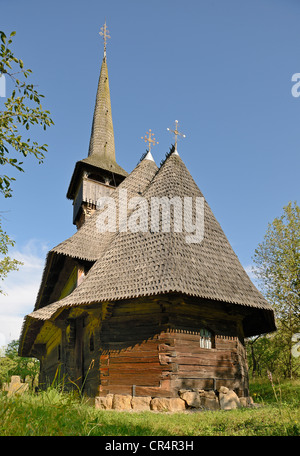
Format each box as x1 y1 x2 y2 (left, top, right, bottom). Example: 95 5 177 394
199 328 213 349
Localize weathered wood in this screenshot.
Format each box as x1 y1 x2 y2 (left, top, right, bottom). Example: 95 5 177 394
178 364 235 374
108 363 168 372
135 383 174 398
174 356 234 367
109 356 161 364
38 294 250 398
108 375 161 386
174 378 215 390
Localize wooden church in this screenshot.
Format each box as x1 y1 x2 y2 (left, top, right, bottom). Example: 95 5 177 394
19 24 276 404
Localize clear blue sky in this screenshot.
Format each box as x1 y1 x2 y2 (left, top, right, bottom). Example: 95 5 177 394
0 0 299 345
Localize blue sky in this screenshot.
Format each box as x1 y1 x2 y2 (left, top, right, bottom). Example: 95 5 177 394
0 0 299 346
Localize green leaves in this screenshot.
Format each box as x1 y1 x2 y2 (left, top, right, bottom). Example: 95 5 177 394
0 30 53 290
0 29 54 198
253 201 300 378
2 340 39 384
0 31 6 45
254 202 300 310
0 221 23 294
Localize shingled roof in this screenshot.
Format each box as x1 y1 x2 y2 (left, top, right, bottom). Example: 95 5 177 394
43 152 274 309
32 153 158 311
19 150 276 356
53 153 158 263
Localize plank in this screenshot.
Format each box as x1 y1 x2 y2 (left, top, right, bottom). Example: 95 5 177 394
177 365 236 376
109 357 160 364
108 363 168 372
173 350 232 360
174 378 214 389
135 386 173 397
108 376 161 386
174 356 233 367
101 342 160 351
104 385 133 395
109 348 160 357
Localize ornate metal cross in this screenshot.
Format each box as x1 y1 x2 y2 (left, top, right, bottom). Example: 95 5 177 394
99 20 111 57
141 129 159 152
167 120 186 151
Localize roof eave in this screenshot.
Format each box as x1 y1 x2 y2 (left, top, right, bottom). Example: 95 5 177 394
67 159 128 200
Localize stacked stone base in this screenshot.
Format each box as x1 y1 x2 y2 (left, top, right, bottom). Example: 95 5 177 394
95 386 255 412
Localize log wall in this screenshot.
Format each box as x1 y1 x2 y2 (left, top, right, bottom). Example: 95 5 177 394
98 296 249 398
36 295 249 398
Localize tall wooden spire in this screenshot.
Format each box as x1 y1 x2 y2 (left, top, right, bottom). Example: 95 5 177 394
87 55 116 163
67 22 127 228
88 21 115 162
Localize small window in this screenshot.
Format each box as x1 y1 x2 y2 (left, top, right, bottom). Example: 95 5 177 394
200 329 212 349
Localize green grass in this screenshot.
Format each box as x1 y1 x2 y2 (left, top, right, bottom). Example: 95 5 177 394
249 378 300 406
0 379 299 436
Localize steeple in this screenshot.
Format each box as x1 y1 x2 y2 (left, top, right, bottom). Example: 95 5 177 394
87 55 115 163
88 21 115 164
67 22 127 229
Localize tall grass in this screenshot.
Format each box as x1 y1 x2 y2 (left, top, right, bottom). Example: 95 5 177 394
249 377 300 406
0 379 299 436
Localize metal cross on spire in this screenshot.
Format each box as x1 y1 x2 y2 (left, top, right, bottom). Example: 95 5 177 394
99 20 111 58
141 129 159 152
167 120 186 152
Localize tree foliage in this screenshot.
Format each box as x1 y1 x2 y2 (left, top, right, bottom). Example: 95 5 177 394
0 30 54 198
0 223 22 293
247 328 300 379
248 201 300 378
0 340 39 387
253 201 300 322
0 30 53 291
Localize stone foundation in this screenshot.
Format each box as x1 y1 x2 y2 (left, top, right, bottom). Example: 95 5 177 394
95 386 255 412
